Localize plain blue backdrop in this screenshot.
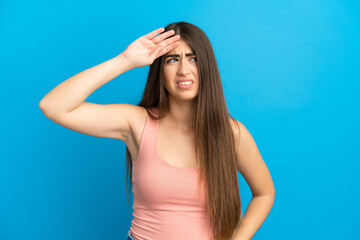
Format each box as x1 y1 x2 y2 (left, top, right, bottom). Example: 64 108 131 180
1 0 359 239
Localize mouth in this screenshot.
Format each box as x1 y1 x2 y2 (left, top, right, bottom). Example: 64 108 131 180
176 79 194 84
176 79 194 89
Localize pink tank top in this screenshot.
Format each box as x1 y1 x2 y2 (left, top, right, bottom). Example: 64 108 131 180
129 107 214 240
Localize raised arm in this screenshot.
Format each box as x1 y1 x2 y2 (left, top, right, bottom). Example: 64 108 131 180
39 27 180 141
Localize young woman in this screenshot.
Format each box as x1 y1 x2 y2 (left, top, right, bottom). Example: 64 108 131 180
39 22 275 240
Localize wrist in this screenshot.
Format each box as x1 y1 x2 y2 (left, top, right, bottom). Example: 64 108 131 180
114 53 135 72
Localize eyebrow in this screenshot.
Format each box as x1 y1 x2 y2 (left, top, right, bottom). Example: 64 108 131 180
164 53 196 59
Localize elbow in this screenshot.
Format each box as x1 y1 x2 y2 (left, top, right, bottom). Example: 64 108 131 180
39 99 53 117
39 99 49 113
39 100 46 110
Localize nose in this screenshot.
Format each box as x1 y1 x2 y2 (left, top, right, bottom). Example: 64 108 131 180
177 58 191 76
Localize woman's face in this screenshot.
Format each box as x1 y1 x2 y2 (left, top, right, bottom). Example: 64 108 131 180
162 38 199 102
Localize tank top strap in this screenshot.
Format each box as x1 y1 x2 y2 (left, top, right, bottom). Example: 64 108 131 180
132 107 158 163
146 107 159 129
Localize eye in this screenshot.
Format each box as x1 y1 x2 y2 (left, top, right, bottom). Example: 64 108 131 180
166 58 178 63
166 57 197 63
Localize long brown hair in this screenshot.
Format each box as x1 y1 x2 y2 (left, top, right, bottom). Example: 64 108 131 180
125 21 242 240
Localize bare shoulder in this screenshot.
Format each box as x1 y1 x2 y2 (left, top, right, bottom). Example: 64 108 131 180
229 118 242 142
121 105 149 159
117 104 148 142
229 118 254 148
229 118 256 156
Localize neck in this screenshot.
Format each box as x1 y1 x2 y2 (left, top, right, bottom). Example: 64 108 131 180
166 97 195 132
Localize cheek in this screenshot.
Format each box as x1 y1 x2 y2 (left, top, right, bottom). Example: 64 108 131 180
163 77 172 90
163 78 169 89
163 69 171 81
163 70 175 84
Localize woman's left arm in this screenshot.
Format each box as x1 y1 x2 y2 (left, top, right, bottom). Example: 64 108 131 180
230 120 275 240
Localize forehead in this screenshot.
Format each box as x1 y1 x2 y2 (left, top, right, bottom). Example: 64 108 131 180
167 39 194 54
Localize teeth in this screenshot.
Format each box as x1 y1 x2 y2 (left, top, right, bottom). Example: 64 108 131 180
177 81 193 85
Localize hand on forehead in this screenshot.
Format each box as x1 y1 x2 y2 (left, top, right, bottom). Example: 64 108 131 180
166 40 195 57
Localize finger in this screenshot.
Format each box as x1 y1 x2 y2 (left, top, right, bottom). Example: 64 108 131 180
144 27 165 40
149 35 179 59
157 34 180 47
152 41 180 59
151 30 176 44
153 37 179 57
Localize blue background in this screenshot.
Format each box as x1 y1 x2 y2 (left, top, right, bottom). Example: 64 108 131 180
1 0 359 239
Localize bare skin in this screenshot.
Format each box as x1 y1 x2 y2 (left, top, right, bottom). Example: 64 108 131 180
124 33 201 168
40 25 274 239
127 108 200 168
123 29 275 240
